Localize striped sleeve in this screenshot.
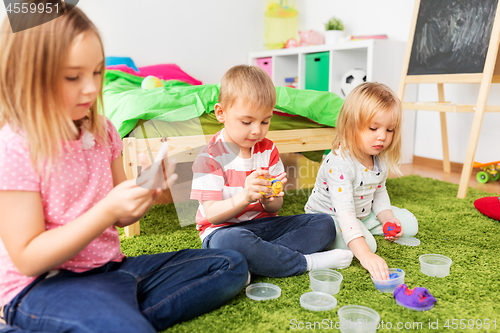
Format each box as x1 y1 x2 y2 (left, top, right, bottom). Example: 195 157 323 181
191 149 224 201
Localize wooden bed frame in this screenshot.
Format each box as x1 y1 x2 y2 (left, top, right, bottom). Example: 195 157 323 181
121 127 336 237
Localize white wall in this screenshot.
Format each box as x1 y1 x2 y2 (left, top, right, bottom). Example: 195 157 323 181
296 0 500 164
1 0 498 164
0 1 265 85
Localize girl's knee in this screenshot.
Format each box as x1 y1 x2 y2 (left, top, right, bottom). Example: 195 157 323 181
394 208 419 236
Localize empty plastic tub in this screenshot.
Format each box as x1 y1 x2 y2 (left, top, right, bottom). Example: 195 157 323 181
309 269 343 295
419 254 452 277
338 305 380 333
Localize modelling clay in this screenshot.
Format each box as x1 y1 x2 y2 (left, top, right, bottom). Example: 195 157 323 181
393 284 437 311
389 273 399 279
383 222 401 237
257 175 283 198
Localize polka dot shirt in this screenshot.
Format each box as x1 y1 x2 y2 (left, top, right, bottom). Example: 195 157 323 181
0 118 125 306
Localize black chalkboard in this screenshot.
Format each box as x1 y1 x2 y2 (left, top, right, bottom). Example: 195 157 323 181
407 0 499 75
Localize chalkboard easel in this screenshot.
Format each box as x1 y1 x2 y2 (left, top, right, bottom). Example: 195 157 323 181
398 0 500 198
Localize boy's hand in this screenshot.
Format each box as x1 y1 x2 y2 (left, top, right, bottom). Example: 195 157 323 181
244 168 273 203
260 172 287 202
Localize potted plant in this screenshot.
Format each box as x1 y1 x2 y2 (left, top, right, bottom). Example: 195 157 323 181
324 17 344 45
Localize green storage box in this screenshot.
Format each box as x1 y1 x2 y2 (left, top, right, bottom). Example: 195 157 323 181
305 52 330 92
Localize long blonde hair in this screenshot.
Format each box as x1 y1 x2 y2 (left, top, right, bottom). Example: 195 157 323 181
219 65 276 110
0 5 106 168
332 82 403 175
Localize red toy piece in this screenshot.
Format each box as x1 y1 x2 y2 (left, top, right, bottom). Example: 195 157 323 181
383 222 401 237
474 196 500 221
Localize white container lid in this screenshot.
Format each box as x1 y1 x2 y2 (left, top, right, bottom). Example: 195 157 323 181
300 292 337 311
395 236 420 246
246 283 281 301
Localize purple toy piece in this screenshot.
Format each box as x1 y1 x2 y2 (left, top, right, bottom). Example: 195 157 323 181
393 284 437 311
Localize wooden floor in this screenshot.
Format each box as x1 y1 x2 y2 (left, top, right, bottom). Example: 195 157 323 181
156 153 500 205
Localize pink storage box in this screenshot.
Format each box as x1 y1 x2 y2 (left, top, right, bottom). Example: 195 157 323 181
256 57 273 78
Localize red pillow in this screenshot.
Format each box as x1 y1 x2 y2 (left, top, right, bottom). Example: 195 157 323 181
138 64 202 85
106 63 202 86
474 196 500 221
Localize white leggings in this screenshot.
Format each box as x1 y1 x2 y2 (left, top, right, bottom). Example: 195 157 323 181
326 206 418 252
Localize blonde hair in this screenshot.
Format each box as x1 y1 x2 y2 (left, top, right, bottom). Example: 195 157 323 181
332 82 403 175
0 5 106 168
218 65 276 111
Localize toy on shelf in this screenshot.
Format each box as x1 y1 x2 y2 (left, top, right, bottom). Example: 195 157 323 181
473 160 500 183
340 68 367 98
285 38 298 48
264 0 298 50
285 77 298 88
257 174 283 198
299 30 324 46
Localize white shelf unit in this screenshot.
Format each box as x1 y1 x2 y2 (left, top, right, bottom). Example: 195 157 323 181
249 39 417 164
250 39 406 95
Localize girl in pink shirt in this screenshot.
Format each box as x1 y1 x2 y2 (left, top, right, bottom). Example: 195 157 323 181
0 7 247 333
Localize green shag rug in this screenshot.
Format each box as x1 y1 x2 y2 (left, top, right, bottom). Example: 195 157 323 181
119 175 500 333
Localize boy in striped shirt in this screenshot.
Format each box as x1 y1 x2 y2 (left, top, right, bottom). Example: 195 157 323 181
190 65 353 278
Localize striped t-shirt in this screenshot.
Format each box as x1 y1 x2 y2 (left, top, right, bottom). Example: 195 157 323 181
191 129 285 240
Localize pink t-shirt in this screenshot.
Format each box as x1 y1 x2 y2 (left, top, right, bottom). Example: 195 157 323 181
0 118 126 306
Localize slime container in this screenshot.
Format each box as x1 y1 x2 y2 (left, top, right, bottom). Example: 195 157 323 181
371 268 405 293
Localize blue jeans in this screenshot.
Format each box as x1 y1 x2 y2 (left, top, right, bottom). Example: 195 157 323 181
0 249 247 333
202 213 336 277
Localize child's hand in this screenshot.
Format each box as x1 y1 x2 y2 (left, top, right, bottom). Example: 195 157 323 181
105 179 162 227
383 218 403 241
110 152 178 227
244 168 274 203
358 252 390 280
260 172 287 202
136 148 178 190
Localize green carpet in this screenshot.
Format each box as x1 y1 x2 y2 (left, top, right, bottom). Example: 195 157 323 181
119 175 500 332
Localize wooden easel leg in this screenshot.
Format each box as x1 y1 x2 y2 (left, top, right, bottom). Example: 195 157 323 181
437 84 451 173
457 108 486 198
124 221 141 237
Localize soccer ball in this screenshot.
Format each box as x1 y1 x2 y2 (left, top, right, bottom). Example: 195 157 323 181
340 68 367 98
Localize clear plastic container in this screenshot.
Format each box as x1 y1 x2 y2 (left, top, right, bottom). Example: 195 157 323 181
309 269 343 295
371 268 405 293
419 254 452 277
338 305 380 333
394 236 420 246
300 292 337 311
246 283 281 301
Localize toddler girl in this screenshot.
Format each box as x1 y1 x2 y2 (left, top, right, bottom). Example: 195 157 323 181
305 82 418 280
0 7 247 333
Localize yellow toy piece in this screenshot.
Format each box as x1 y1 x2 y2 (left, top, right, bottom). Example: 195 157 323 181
257 174 283 198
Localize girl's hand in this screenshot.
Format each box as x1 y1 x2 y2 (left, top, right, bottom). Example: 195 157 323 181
383 217 403 241
110 152 178 227
358 252 390 280
244 168 272 203
106 179 162 227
